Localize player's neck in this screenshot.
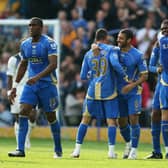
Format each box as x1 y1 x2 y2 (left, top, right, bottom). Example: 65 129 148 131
121 45 132 52
32 35 41 42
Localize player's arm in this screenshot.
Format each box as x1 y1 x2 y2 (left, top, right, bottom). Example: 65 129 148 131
109 49 128 81
27 55 57 85
149 41 162 74
80 52 90 80
15 59 28 83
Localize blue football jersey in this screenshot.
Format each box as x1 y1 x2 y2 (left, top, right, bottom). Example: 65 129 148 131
159 36 168 85
20 34 57 83
80 43 127 100
118 47 148 95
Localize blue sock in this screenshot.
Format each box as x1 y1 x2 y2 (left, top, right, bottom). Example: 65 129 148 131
120 124 130 142
151 122 161 153
161 121 168 147
50 121 62 153
131 124 140 148
18 116 28 152
76 123 88 144
108 126 116 145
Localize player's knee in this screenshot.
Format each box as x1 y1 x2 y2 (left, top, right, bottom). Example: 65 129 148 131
29 109 36 122
81 116 91 124
20 104 33 116
118 117 128 127
46 112 56 123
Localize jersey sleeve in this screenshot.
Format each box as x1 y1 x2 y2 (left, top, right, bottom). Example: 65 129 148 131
80 52 90 80
47 39 57 57
109 48 127 80
149 46 160 73
20 42 27 59
137 53 148 74
6 57 17 76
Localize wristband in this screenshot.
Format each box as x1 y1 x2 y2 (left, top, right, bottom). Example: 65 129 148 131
13 82 19 88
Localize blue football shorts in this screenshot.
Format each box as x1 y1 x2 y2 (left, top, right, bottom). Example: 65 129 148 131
82 97 119 119
152 81 161 110
159 84 168 110
20 81 58 112
118 94 141 117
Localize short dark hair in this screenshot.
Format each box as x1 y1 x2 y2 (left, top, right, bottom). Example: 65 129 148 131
120 28 134 40
95 28 108 41
31 17 43 27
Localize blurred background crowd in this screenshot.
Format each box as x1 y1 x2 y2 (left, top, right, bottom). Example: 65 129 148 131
0 0 168 127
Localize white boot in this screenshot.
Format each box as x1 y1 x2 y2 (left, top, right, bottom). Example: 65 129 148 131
71 143 81 158
108 145 117 159
128 148 137 159
123 142 131 159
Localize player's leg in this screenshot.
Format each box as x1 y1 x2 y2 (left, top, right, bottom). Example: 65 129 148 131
145 82 162 159
105 99 118 159
161 110 168 159
8 85 37 157
71 99 93 158
14 114 19 149
160 85 168 159
128 114 140 159
145 109 162 159
8 103 33 157
118 117 131 159
40 84 62 158
118 95 131 159
46 112 62 158
127 95 141 159
25 108 37 149
10 95 21 149
71 115 91 158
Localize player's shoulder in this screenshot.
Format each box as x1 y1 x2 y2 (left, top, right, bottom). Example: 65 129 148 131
131 47 143 57
21 37 31 47
41 34 55 43
84 49 92 58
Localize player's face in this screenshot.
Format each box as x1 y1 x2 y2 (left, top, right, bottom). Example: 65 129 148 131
117 32 127 48
161 23 168 36
28 20 42 37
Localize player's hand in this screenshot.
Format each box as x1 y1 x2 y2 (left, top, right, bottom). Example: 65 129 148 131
91 43 100 56
8 88 17 105
27 76 39 85
121 82 135 94
157 66 163 74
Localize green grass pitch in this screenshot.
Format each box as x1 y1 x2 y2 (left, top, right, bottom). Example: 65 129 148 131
0 137 167 168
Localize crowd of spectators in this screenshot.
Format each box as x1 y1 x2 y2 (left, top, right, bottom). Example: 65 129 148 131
0 0 168 127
